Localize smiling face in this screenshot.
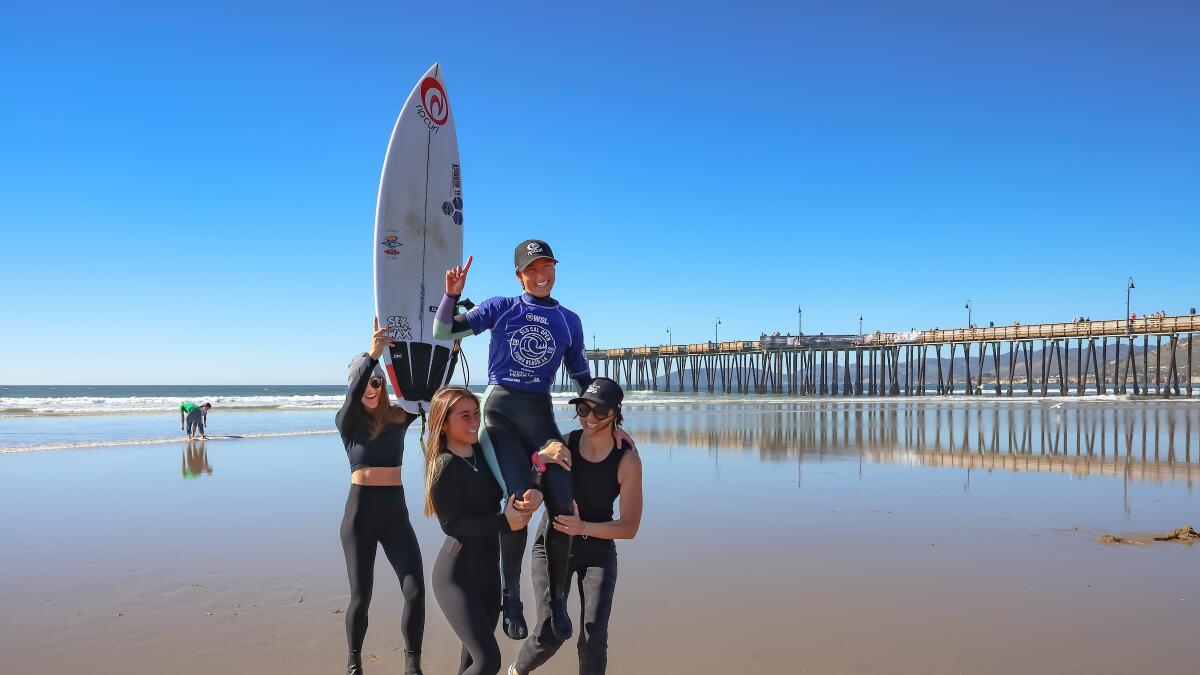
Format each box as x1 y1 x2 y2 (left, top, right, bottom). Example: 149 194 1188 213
443 396 481 447
517 258 556 298
361 375 385 410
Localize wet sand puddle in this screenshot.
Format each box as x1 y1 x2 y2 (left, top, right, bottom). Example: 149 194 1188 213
1 399 1197 674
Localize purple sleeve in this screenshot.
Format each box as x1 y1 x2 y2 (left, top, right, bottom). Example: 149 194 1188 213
565 310 590 378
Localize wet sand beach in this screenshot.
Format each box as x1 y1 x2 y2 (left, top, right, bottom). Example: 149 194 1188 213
2 399 1198 674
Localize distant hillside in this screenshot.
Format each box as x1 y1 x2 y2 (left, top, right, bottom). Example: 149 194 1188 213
927 335 1197 386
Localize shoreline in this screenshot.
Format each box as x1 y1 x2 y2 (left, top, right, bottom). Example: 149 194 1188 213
4 391 1200 418
0 428 339 454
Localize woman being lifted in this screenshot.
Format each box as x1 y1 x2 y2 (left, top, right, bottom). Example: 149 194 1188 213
433 240 632 642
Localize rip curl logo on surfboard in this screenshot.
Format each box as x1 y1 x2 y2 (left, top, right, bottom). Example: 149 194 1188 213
415 77 449 132
380 234 403 256
509 325 556 368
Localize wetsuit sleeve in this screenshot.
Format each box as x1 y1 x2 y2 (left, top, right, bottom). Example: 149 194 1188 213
336 354 375 434
430 458 507 537
431 293 474 340
564 310 592 391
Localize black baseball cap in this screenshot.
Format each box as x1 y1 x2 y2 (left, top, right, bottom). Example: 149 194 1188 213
514 239 558 272
569 377 624 408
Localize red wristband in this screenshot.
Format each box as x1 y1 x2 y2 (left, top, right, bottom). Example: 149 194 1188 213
531 450 546 474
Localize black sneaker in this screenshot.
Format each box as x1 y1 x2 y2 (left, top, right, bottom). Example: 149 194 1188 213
347 650 364 675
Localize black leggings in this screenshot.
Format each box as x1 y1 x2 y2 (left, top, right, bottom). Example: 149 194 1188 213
514 519 619 674
478 386 573 594
340 484 425 654
432 536 502 675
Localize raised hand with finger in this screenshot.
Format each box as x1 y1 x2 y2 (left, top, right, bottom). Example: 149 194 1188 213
445 254 473 296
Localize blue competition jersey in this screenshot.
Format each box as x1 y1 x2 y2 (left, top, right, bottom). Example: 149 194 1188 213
464 294 590 392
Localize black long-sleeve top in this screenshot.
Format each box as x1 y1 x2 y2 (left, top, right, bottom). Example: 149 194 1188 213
429 446 506 539
335 354 414 470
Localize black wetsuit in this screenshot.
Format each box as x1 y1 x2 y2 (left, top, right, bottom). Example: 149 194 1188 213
430 447 506 675
515 430 626 674
434 291 592 638
336 354 423 664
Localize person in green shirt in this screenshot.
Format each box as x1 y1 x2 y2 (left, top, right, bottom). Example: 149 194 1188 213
179 401 212 439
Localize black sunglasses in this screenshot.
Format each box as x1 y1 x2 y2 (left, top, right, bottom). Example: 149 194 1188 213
368 376 385 389
575 401 614 420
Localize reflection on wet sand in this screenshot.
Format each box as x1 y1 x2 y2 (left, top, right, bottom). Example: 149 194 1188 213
181 439 213 479
635 402 1199 484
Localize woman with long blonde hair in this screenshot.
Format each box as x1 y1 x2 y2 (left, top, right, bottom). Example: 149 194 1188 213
425 386 531 675
337 320 424 675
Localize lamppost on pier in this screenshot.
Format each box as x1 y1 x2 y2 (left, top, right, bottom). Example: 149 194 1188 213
965 300 972 328
798 306 803 336
667 327 672 346
714 317 721 344
593 333 596 350
858 315 863 336
1126 277 1135 334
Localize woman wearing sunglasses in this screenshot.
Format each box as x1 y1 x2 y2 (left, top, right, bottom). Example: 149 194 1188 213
510 377 643 675
336 320 425 675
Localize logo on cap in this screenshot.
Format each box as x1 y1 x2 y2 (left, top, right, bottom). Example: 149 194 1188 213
586 382 602 395
527 242 543 254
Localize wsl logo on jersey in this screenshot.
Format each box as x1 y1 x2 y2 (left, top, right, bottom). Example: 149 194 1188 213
509 325 556 368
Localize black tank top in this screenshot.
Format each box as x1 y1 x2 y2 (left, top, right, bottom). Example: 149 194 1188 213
566 429 625 524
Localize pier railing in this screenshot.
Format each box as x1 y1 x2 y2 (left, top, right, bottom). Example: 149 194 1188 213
572 313 1198 398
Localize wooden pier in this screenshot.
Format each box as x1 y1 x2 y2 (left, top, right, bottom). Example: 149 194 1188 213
563 314 1199 398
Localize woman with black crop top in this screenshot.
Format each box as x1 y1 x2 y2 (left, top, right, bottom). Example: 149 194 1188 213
510 378 643 675
337 321 424 675
423 387 532 675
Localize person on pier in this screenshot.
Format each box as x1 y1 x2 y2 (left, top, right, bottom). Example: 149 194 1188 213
433 240 635 644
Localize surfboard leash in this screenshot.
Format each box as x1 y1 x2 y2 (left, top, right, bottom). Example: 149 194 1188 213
454 297 476 388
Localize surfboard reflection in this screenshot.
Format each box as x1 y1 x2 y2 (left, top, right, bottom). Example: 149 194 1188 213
631 402 1199 484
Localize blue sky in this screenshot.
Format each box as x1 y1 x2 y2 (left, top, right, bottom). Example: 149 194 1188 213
2 1 1197 384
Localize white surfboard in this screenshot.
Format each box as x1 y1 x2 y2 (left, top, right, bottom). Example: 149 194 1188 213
373 63 463 413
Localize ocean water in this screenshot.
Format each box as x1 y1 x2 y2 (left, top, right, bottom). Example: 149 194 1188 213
2 384 1197 456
